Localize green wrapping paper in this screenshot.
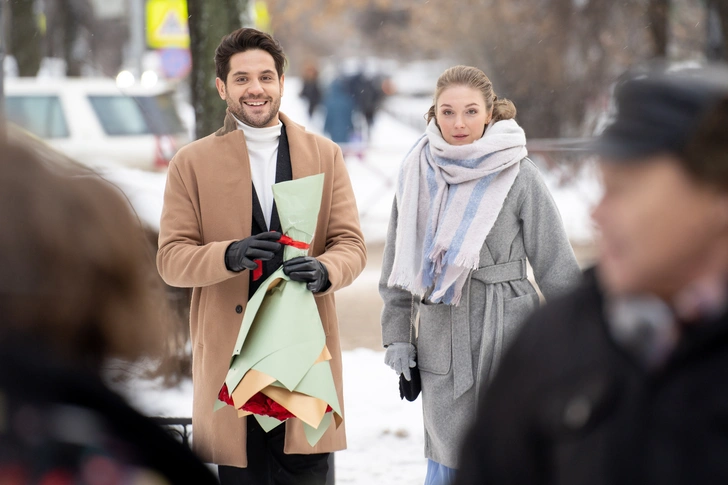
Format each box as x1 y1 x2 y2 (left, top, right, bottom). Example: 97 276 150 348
216 174 342 447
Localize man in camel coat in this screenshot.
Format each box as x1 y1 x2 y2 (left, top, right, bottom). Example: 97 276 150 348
157 28 366 485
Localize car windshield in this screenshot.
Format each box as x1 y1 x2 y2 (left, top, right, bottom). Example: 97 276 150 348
6 95 70 139
133 93 185 135
88 95 151 136
88 92 185 137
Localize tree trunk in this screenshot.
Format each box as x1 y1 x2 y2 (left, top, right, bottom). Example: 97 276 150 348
9 0 42 76
648 0 669 57
187 0 249 140
715 0 728 60
62 0 82 76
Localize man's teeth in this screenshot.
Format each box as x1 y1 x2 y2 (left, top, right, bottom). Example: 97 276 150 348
246 101 266 106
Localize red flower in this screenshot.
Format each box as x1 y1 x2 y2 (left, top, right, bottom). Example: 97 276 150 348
242 392 296 421
220 387 333 421
218 383 234 406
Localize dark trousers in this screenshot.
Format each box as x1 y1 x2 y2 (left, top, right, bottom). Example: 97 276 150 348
218 417 330 485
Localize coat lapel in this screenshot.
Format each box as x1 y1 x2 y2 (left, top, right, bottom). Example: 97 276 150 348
251 185 268 233
269 125 293 233
280 113 320 181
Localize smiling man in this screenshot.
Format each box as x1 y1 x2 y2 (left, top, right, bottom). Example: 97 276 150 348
157 28 366 485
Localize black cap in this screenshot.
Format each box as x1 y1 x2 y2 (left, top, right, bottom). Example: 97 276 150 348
595 64 728 161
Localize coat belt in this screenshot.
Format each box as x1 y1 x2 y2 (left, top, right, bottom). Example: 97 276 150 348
452 259 528 399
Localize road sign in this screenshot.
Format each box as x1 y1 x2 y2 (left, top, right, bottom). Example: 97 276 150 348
146 0 190 49
160 47 192 79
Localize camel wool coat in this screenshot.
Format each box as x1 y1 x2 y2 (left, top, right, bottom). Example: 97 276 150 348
157 111 366 467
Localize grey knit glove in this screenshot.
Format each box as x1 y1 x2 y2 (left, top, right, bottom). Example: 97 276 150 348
384 342 416 381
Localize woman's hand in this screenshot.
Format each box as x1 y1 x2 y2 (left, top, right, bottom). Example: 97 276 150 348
384 342 416 381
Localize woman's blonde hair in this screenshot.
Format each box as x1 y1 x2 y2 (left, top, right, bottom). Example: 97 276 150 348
426 65 516 125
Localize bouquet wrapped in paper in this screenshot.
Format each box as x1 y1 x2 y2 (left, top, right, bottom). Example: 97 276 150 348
215 174 342 446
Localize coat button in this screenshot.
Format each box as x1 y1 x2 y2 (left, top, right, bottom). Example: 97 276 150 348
235 305 243 314
563 395 592 429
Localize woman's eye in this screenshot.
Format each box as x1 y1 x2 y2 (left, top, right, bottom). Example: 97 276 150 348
468 109 478 115
442 110 452 116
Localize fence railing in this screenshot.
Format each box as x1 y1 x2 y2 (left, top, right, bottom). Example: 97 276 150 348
153 417 336 484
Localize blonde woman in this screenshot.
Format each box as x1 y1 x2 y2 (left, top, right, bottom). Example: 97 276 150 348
380 66 581 484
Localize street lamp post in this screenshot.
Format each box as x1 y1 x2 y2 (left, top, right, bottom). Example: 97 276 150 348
129 0 145 79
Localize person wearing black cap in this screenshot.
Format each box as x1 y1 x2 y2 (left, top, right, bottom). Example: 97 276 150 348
454 64 728 485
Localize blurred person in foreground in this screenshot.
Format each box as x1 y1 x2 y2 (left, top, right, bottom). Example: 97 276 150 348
379 65 581 485
455 65 728 485
157 28 366 485
0 137 218 484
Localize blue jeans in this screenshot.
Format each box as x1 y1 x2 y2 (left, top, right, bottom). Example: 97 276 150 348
425 460 457 485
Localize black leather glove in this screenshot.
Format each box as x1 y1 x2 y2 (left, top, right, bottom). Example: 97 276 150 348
282 256 330 293
225 231 282 272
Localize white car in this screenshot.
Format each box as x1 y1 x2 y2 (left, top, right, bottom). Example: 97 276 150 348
4 77 191 171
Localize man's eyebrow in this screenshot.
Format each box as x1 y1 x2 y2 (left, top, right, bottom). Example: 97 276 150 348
230 69 276 76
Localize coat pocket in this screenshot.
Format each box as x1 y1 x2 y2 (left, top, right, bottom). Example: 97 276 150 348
502 293 539 351
416 303 452 375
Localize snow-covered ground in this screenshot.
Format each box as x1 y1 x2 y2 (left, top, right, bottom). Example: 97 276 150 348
115 350 427 484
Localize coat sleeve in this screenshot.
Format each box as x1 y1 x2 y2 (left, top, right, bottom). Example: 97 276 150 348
156 160 239 288
315 145 367 295
518 160 582 300
379 198 414 347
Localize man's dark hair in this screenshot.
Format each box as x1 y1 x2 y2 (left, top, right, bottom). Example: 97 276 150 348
685 97 728 192
215 28 287 83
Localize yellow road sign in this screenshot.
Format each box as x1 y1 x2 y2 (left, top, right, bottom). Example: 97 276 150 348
146 0 190 49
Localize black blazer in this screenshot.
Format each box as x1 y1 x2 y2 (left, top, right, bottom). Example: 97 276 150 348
249 125 293 298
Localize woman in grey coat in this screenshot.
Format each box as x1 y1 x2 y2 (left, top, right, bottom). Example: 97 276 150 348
379 65 581 485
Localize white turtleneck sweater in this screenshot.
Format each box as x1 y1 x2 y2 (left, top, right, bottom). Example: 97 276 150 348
235 117 283 229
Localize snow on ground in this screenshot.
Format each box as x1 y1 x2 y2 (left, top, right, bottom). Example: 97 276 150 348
537 159 602 246
114 350 427 485
97 166 168 232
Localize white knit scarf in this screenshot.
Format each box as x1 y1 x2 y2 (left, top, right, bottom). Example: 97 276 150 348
387 119 527 305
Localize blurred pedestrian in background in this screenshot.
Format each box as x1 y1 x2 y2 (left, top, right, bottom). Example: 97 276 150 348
347 71 386 137
0 136 218 484
300 61 322 119
456 64 728 485
323 75 356 145
380 65 581 485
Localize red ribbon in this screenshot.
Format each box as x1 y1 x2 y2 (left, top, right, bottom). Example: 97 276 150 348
278 234 310 250
252 235 310 281
253 260 263 281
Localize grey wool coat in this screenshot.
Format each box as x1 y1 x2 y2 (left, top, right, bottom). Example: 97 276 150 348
379 158 582 468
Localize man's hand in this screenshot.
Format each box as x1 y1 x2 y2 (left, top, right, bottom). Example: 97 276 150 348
225 232 282 272
282 256 330 293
